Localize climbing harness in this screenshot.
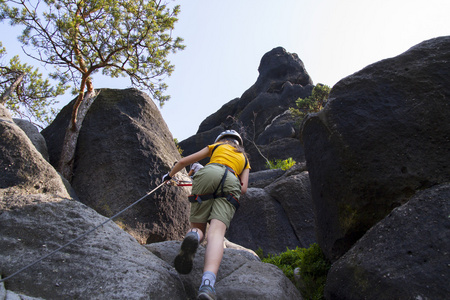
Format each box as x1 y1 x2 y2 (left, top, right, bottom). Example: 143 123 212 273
188 164 240 211
186 143 248 211
0 182 166 283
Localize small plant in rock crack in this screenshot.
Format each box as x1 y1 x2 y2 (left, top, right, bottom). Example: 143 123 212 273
266 157 296 170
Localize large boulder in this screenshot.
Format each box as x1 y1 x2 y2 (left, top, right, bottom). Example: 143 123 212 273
0 194 186 299
179 47 313 171
265 164 316 248
324 183 450 300
1 104 69 197
301 36 450 261
42 88 190 244
226 187 299 254
226 164 316 255
146 241 302 299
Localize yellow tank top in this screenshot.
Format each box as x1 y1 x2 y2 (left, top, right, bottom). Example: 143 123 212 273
207 143 250 175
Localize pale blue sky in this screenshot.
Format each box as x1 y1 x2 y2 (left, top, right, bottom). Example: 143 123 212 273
1 0 449 141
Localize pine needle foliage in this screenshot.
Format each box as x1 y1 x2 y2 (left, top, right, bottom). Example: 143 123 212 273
290 83 331 120
0 42 68 127
0 0 185 106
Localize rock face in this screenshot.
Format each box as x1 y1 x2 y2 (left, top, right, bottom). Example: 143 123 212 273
42 88 191 243
324 183 450 300
3 37 448 299
1 102 302 300
179 47 314 171
226 164 316 255
301 36 450 261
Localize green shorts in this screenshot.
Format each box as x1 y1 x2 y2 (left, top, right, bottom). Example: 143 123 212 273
189 164 241 228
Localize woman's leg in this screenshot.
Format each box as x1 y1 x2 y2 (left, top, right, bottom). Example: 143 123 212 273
197 219 226 299
203 218 227 275
174 222 206 274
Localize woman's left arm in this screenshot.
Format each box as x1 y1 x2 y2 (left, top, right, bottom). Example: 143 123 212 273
239 168 250 194
169 147 209 177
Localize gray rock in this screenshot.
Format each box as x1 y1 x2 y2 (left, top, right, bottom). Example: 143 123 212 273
13 118 49 162
265 170 316 248
226 163 315 254
42 88 191 243
146 241 302 299
196 47 312 135
257 110 297 145
301 36 450 261
0 104 69 198
226 187 299 255
218 260 301 299
252 137 305 171
248 168 286 188
325 183 450 300
0 194 185 300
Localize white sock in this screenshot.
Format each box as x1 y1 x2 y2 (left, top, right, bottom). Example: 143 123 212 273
200 271 216 287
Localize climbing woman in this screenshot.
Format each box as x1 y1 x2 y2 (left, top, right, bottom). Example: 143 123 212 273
162 129 250 300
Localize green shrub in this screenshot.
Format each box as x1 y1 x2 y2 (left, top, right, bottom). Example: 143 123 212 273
266 157 296 170
297 244 331 300
262 244 331 300
290 83 331 121
263 247 301 283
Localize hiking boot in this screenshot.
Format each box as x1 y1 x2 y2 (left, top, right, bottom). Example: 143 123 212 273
174 232 199 274
197 284 216 300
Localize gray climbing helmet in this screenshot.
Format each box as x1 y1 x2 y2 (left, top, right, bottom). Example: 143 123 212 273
214 130 243 146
